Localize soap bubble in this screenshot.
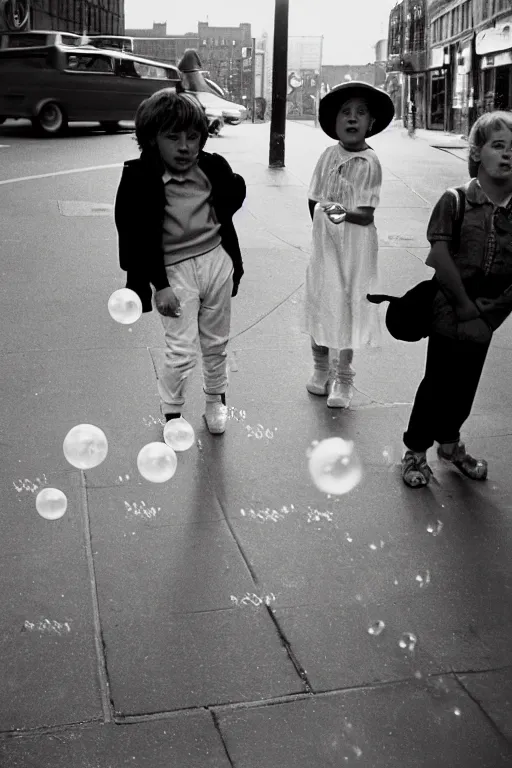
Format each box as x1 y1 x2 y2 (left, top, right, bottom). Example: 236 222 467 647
163 417 195 452
137 442 177 483
368 620 385 636
307 437 362 495
63 424 108 469
108 288 142 325
398 632 417 653
36 488 68 520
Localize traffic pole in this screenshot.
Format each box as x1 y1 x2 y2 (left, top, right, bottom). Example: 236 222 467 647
269 0 289 168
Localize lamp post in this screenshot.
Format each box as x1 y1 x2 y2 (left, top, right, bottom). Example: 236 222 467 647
269 0 289 168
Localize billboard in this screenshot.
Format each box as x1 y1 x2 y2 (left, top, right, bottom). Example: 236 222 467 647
286 36 322 120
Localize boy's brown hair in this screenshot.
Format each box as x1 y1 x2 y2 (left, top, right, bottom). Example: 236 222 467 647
134 88 209 153
468 110 512 177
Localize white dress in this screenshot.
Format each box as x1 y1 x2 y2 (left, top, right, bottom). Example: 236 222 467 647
302 143 382 350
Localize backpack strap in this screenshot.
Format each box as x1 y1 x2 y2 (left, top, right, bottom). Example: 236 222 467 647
446 186 466 254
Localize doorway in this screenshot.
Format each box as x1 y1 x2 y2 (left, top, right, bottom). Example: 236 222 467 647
429 70 446 129
495 65 511 110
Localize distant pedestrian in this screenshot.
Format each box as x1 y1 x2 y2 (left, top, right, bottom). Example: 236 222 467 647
402 110 512 487
302 81 394 408
407 98 417 138
115 90 246 435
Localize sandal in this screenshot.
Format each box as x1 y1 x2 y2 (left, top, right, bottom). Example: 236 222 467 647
437 442 488 481
402 450 433 488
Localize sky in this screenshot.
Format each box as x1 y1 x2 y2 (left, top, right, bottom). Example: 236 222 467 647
124 0 398 65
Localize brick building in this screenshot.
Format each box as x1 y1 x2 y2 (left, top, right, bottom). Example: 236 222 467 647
15 0 125 36
427 0 511 135
386 0 428 127
197 22 253 104
124 22 199 65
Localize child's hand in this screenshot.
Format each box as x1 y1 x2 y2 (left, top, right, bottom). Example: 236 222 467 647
155 287 181 318
457 318 492 344
455 300 480 322
322 203 346 224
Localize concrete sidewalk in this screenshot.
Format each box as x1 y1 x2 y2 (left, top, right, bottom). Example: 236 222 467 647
0 121 511 767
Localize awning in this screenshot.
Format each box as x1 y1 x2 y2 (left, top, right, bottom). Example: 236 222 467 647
480 50 512 69
476 19 512 55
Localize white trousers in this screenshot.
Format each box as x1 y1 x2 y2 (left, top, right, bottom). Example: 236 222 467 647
158 245 233 413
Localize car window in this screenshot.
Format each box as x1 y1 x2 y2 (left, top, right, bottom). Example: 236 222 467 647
1 33 48 48
133 61 168 79
65 53 114 73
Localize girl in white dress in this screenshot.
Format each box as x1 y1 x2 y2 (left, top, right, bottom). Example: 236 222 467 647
303 82 394 408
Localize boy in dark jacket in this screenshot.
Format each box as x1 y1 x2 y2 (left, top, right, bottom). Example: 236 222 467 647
115 89 246 435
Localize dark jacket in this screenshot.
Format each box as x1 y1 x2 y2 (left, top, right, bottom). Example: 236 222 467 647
115 148 246 312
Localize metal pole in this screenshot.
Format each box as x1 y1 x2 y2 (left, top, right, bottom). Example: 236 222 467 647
252 36 256 123
269 0 289 168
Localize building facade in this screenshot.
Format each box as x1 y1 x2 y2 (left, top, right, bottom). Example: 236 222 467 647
124 23 199 65
427 0 511 135
386 0 428 127
197 22 253 105
4 0 125 36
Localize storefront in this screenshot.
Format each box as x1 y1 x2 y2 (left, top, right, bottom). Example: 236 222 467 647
428 45 447 130
450 35 473 136
476 18 512 114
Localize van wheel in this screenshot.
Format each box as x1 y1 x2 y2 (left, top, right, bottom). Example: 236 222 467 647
32 102 67 136
100 121 120 134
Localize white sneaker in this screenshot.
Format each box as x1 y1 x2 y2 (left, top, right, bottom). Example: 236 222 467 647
327 379 353 408
306 370 329 395
204 398 228 434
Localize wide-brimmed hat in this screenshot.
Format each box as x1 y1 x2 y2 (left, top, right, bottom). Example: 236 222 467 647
319 81 394 140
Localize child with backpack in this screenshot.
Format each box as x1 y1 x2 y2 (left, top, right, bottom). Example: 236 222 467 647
302 82 394 408
402 111 512 487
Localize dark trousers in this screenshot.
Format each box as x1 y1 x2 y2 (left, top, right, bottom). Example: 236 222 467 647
403 332 491 453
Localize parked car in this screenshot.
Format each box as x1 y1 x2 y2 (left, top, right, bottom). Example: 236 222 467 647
0 42 181 135
0 30 83 49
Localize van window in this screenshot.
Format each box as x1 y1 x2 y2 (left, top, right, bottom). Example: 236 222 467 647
65 53 114 73
118 59 172 79
133 62 169 79
2 33 48 48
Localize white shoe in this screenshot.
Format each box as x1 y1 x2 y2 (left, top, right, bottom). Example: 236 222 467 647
327 379 353 408
204 398 228 434
306 370 329 395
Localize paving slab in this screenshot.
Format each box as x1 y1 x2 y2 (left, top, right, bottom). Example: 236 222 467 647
215 680 512 767
101 606 304 715
0 712 231 768
458 667 512 741
0 469 101 731
0 348 160 476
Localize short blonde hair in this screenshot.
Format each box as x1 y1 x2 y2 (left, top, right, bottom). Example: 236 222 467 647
468 110 512 177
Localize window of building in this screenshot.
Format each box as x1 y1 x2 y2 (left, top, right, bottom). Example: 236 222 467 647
441 13 449 40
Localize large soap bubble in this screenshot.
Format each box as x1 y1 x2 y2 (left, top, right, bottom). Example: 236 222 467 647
108 288 142 325
137 442 177 483
63 424 108 470
36 488 68 520
163 417 195 452
308 437 362 495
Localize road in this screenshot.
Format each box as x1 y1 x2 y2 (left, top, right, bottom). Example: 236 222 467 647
0 117 511 767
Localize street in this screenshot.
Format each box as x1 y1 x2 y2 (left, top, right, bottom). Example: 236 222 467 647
0 117 511 767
